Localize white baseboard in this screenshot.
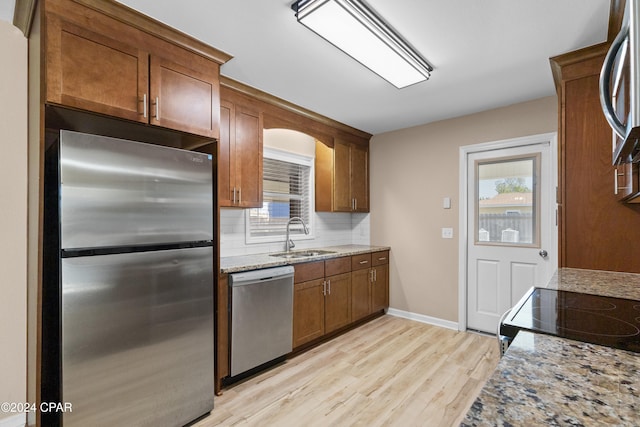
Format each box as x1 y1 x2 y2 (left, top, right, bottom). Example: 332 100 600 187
0 413 26 427
387 307 459 331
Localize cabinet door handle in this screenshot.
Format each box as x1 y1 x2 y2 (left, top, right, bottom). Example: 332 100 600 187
374 269 377 282
238 187 242 204
370 270 374 282
232 187 236 204
327 279 331 295
322 280 327 296
354 198 357 211
142 94 147 118
152 96 160 120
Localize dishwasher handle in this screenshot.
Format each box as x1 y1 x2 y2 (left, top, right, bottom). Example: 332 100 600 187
229 265 295 287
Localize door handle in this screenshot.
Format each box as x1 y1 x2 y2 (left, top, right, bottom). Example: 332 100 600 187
539 249 548 259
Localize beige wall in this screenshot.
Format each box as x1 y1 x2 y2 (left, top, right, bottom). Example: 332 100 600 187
369 96 557 323
0 20 28 423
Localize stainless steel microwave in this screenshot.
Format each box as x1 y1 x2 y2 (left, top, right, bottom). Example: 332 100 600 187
600 0 640 164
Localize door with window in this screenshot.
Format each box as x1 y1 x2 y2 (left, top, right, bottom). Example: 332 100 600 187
465 136 556 334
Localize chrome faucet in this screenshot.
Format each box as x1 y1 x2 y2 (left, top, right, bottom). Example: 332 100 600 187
285 217 309 252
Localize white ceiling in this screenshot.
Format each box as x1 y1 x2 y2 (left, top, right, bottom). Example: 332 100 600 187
2 1 612 134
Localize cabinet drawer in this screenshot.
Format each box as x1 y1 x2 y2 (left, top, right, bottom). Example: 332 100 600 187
325 256 351 276
371 251 389 266
351 253 372 271
294 261 324 283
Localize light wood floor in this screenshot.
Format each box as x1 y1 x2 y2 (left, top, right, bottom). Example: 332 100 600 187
196 315 499 427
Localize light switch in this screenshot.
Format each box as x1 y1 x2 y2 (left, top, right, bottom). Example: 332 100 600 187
442 227 453 239
443 197 451 209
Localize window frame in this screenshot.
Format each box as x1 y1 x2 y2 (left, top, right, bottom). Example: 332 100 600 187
474 153 541 248
245 147 315 244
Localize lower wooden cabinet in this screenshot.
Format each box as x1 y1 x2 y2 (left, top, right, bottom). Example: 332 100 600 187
351 264 371 322
293 277 326 347
352 251 389 321
324 272 351 334
293 257 352 348
371 262 389 313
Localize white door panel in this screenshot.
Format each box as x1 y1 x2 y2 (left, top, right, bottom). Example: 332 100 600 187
511 262 537 306
465 137 556 333
475 259 500 315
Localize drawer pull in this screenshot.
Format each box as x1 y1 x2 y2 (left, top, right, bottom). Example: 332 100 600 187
359 260 368 264
378 257 387 261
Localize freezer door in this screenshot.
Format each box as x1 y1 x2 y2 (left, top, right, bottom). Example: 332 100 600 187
59 130 213 249
61 247 214 427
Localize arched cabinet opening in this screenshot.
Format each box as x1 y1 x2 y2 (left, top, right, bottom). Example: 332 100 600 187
263 127 369 213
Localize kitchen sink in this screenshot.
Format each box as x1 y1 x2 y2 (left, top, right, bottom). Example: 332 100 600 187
270 249 336 259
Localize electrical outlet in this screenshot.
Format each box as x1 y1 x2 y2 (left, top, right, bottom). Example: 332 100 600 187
442 227 454 239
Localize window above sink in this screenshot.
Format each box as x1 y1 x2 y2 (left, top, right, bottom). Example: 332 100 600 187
246 144 315 245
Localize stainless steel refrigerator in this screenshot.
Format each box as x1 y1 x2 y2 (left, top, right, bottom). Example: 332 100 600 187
42 130 215 426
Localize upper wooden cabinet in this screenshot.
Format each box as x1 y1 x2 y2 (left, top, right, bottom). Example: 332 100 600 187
149 56 220 137
219 90 263 208
316 139 370 213
43 0 228 138
220 77 372 213
551 42 640 273
350 143 369 212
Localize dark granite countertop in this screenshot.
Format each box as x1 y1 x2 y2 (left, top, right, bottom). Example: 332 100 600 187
548 267 640 301
461 267 640 426
461 331 640 426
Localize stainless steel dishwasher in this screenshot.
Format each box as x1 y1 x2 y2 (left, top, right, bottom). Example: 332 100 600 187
229 265 294 376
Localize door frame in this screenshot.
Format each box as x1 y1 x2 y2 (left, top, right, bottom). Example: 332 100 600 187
457 132 558 332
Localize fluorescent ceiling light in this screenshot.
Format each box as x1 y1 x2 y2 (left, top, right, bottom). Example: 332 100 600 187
292 0 433 88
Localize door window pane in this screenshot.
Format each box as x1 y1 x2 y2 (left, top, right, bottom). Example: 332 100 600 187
475 155 540 246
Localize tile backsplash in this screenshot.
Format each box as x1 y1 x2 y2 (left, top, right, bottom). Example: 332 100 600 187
220 208 370 257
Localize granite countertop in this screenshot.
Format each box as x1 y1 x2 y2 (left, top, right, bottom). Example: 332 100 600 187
461 267 640 426
220 244 390 273
461 331 640 426
547 267 640 301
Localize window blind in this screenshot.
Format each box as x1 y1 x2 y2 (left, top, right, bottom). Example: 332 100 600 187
248 156 312 238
